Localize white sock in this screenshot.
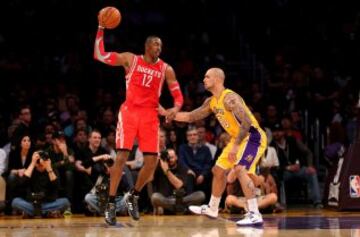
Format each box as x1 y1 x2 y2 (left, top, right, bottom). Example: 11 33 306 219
247 198 260 214
208 195 221 212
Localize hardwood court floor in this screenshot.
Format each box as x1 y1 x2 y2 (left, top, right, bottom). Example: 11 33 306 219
0 208 359 237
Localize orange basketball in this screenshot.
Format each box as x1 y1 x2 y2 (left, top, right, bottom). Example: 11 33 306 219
98 7 121 29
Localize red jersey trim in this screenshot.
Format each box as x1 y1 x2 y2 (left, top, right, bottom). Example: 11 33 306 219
158 63 167 97
125 55 138 89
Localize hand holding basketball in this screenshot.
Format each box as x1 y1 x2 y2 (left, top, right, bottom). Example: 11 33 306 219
98 7 121 29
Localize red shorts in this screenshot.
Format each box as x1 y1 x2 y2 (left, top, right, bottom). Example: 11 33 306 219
115 104 159 153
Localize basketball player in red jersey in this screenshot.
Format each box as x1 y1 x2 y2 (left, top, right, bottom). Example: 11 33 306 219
94 23 183 224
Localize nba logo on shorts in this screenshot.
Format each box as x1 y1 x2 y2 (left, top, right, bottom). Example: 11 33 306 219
349 175 360 198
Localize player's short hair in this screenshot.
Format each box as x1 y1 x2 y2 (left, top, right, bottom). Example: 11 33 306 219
145 35 161 45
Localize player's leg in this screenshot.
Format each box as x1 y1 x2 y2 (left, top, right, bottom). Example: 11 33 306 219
189 165 227 218
235 169 263 225
125 153 157 220
136 109 159 191
105 150 131 225
188 144 234 218
133 153 158 191
109 150 130 196
235 128 267 226
105 106 136 225
125 110 159 220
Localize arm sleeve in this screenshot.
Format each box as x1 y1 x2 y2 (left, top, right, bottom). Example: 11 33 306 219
168 81 184 108
94 27 118 65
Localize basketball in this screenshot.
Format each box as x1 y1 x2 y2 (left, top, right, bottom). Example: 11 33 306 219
98 7 121 29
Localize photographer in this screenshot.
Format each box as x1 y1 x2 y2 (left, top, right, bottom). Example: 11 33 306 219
74 130 116 212
46 130 75 208
151 148 205 215
11 151 70 218
84 154 133 216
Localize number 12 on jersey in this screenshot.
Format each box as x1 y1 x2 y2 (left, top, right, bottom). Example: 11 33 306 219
142 74 153 87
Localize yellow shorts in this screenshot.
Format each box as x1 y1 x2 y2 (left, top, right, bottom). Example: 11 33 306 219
216 127 267 174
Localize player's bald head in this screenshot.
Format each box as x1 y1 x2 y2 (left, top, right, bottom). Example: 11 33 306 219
208 67 225 82
203 67 226 92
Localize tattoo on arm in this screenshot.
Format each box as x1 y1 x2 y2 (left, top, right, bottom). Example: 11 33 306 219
224 93 251 144
188 98 212 122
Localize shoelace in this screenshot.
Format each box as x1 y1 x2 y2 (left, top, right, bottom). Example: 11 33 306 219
243 212 260 223
244 212 252 218
105 204 115 217
200 205 209 214
128 202 133 210
105 210 112 219
128 196 139 211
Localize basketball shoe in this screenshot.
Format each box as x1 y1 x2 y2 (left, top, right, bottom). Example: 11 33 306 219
104 203 116 225
189 205 218 218
125 192 140 220
236 211 263 226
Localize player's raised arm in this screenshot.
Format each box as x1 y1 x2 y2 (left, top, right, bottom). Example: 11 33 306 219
94 8 134 69
174 98 212 123
223 93 251 145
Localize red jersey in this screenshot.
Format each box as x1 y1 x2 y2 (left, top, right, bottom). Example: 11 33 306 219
124 55 167 108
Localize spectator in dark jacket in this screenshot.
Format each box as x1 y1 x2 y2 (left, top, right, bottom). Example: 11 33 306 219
11 151 70 217
270 123 322 208
178 126 212 199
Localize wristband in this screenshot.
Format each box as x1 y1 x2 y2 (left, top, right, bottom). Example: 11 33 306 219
168 81 183 108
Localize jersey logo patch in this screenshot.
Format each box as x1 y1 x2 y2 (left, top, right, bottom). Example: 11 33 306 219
245 154 254 162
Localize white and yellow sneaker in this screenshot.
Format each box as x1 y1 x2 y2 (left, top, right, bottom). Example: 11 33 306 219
189 205 218 218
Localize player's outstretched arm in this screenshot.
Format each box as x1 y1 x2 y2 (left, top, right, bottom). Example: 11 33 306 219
173 98 212 123
94 26 134 69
